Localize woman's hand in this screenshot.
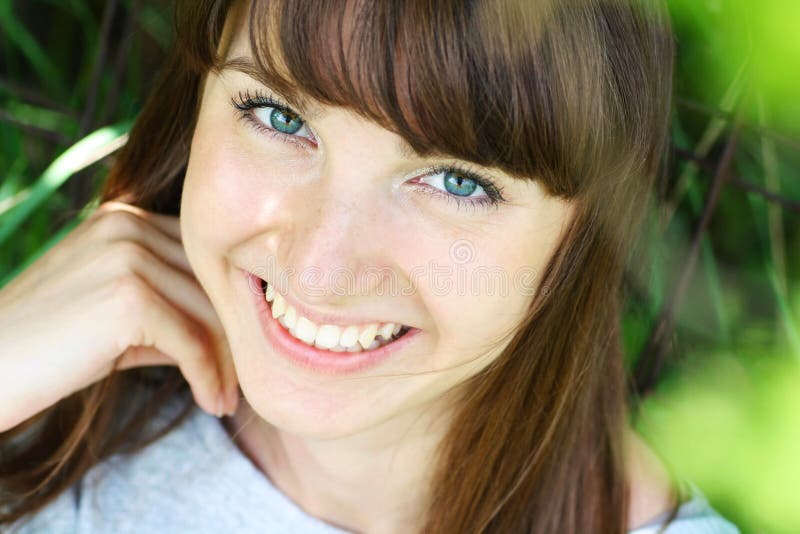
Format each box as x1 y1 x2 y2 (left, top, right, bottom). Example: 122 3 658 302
0 200 238 432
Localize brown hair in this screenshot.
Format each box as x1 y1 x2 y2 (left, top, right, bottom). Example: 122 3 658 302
0 0 675 531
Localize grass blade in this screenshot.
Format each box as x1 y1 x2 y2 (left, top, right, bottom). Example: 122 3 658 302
0 120 132 246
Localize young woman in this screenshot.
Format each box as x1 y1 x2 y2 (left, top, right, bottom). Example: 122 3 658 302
0 0 740 532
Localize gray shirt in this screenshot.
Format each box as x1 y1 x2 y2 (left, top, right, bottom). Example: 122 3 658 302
6 400 741 533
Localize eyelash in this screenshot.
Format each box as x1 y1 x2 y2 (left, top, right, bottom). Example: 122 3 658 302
230 89 507 212
407 164 506 213
231 89 315 150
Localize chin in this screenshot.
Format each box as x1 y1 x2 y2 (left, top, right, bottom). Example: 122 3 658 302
235 363 391 440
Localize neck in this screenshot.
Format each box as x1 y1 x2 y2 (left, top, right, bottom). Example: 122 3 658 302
222 395 456 533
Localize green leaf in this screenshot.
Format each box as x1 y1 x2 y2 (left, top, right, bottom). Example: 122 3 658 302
0 120 132 246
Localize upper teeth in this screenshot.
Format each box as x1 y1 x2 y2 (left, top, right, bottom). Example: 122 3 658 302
265 283 405 351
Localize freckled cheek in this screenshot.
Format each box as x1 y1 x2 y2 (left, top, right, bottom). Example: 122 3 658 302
428 281 525 352
404 240 527 351
184 127 298 249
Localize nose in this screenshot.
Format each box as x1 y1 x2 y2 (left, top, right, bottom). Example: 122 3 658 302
276 160 394 307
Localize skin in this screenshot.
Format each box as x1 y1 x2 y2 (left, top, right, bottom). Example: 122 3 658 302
179 3 675 532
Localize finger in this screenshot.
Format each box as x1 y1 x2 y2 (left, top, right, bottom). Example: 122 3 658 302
110 275 223 416
113 241 233 410
96 200 182 242
89 207 193 275
134 209 182 243
126 242 224 351
119 217 192 276
216 332 239 415
116 345 176 370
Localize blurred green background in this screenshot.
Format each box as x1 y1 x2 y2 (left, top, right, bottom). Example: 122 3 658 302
0 1 798 532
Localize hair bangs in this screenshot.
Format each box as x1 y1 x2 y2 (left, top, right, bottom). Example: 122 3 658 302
226 0 593 195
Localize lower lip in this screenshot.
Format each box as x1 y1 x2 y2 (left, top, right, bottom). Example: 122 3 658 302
245 271 420 375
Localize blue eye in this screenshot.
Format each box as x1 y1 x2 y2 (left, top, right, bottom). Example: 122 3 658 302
444 170 478 196
262 107 304 135
231 89 315 148
412 164 506 211
253 107 305 135
419 168 484 198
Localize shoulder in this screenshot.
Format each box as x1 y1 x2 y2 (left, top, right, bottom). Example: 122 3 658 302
624 428 740 533
5 398 348 534
4 484 80 533
6 397 209 533
627 481 740 534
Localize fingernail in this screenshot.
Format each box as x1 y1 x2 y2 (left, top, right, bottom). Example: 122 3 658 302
215 394 225 418
226 387 238 417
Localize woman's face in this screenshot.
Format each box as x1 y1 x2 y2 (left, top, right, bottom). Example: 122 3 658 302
180 10 576 439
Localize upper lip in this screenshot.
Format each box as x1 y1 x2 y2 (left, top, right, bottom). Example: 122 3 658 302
252 272 412 329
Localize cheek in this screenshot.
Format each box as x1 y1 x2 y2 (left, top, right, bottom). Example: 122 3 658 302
411 209 568 364
425 271 530 360
399 237 532 362
178 112 265 310
181 106 297 258
183 134 255 244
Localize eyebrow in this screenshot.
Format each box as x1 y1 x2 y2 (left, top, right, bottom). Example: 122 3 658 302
220 56 431 160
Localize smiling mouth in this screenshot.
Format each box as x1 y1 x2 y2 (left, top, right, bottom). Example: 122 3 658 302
258 278 411 353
